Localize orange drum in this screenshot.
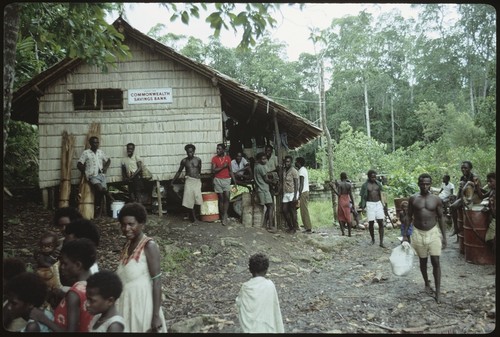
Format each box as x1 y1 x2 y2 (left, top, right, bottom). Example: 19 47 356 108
200 192 219 222
463 206 495 265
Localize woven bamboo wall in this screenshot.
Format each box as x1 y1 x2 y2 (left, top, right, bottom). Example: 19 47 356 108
38 40 223 189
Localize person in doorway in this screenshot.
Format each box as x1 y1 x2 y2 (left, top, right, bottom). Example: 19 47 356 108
282 155 299 234
336 172 357 237
264 145 279 195
236 253 284 333
77 136 113 215
254 152 276 232
449 161 482 237
359 169 387 247
171 144 203 223
295 157 313 234
211 143 237 226
231 152 253 182
406 173 446 304
121 143 147 203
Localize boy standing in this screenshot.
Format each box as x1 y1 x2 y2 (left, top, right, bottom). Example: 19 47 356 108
254 152 276 231
236 253 284 333
295 157 313 233
121 143 147 203
172 144 203 223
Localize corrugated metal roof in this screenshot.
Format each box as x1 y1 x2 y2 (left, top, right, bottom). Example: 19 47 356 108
12 17 322 149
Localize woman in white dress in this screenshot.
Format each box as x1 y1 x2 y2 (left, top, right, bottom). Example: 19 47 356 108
116 202 167 332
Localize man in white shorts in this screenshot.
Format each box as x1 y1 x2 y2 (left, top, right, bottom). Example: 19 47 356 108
359 169 387 247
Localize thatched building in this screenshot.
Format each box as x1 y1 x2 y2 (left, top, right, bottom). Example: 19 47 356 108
11 17 322 207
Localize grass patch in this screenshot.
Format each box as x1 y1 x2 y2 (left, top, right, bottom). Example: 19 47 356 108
160 245 192 275
297 200 334 229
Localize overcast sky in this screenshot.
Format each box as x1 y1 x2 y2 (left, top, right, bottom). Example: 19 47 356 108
115 3 429 61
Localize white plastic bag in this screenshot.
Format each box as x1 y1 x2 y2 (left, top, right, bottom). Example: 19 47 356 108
389 242 415 276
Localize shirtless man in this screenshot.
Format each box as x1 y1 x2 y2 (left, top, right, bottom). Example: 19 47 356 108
171 144 203 222
406 173 447 304
359 170 387 247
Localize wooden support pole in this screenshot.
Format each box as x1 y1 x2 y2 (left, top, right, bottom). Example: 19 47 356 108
156 180 163 216
271 105 283 229
42 188 49 209
246 98 259 124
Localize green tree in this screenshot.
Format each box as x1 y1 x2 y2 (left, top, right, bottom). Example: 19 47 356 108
3 121 39 187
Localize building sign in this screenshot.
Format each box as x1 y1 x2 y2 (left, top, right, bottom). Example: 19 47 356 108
128 88 173 104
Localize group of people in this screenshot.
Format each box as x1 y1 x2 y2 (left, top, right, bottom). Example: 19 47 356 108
3 203 166 332
3 206 284 333
171 143 314 234
398 161 495 304
77 137 152 215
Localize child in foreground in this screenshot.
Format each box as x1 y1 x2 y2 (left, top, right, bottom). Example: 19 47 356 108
3 258 28 331
34 231 62 291
29 238 96 332
4 272 53 332
86 270 125 332
236 253 284 333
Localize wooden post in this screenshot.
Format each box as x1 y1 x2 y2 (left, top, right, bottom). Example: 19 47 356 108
156 180 163 216
271 106 283 229
42 188 49 209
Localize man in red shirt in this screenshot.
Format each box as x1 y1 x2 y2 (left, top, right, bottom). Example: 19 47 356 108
211 143 237 226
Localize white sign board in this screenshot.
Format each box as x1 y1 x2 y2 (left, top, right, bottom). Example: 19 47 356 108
128 88 173 104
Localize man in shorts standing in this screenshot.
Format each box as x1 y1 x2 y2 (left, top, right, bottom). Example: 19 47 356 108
359 169 387 247
406 173 446 303
77 136 113 214
254 152 275 232
171 144 203 223
211 143 236 226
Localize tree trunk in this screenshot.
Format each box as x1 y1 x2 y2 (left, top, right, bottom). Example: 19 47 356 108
3 3 21 159
469 74 475 117
391 96 395 152
364 81 371 138
319 60 337 222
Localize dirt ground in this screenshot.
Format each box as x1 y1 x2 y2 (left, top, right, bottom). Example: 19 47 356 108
2 194 496 334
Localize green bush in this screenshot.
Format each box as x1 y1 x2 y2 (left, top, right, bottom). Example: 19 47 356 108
3 121 39 187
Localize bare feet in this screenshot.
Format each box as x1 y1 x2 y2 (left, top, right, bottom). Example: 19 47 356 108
435 294 441 304
425 283 435 296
